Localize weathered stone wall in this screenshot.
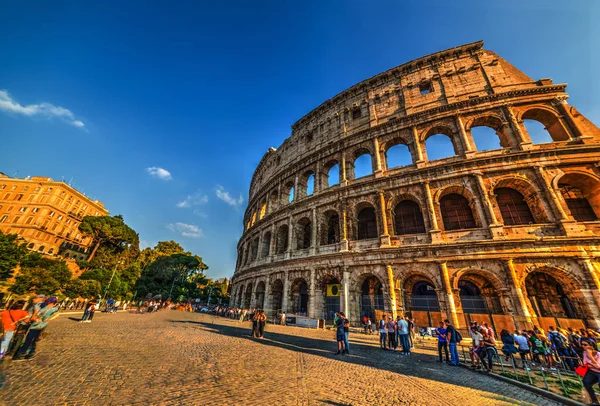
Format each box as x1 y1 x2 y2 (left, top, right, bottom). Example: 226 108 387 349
232 41 600 329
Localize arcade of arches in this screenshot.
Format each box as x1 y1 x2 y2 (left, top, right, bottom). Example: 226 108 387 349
232 261 600 330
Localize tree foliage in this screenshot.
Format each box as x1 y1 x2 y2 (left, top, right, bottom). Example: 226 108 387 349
0 231 29 280
79 215 139 262
10 253 72 296
135 253 207 299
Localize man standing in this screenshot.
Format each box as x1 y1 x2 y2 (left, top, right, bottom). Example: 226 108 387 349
386 316 396 350
435 321 449 363
444 319 460 366
397 315 410 355
14 297 60 360
334 312 346 355
378 316 387 349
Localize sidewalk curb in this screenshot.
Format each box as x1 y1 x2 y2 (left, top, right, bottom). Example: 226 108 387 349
458 364 584 406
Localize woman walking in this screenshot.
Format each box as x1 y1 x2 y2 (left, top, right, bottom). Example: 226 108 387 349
257 310 266 338
0 300 29 360
581 338 600 405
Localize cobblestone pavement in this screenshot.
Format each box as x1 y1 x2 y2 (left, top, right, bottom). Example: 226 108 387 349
0 311 564 405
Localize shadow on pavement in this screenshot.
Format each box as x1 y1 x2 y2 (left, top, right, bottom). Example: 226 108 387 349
168 318 525 404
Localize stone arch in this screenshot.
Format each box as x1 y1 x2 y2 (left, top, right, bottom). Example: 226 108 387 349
348 147 374 180
290 278 309 315
356 273 386 321
554 171 600 221
27 242 34 249
294 216 312 250
354 201 378 240
250 236 259 262
261 231 272 258
271 279 284 314
243 283 253 308
323 159 340 189
383 136 413 169
452 268 506 314
317 272 342 320
391 196 427 235
282 180 295 205
268 189 278 213
523 266 591 320
435 184 482 230
402 272 441 312
519 106 571 142
466 114 513 150
320 209 340 245
298 169 315 199
254 281 266 310
491 175 551 223
275 224 289 254
259 199 267 220
236 284 244 307
421 125 460 161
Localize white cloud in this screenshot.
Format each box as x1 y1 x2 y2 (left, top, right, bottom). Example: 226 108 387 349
0 89 85 128
166 222 204 238
215 185 243 209
176 192 208 208
146 167 172 181
192 209 207 218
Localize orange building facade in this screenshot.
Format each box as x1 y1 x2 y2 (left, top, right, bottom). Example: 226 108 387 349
0 173 108 260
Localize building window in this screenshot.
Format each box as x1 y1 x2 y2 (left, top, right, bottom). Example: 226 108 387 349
26 217 33 224
496 188 535 225
47 187 53 192
38 246 45 252
15 194 23 201
393 200 426 235
19 207 27 213
32 207 39 213
3 193 10 200
0 215 8 223
0 185 5 190
357 207 378 239
11 185 17 190
34 186 41 192
419 81 433 95
49 211 55 217
60 191 65 197
23 186 29 191
58 215 63 220
352 108 362 120
13 216 20 223
48 248 54 254
440 194 477 230
560 185 598 221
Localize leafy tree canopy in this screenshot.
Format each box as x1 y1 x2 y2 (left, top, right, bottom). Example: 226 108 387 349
79 215 139 262
0 231 29 280
10 253 72 296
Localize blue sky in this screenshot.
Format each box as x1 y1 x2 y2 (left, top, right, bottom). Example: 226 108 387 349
1 1 598 279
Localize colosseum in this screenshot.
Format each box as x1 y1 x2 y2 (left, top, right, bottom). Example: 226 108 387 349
231 41 600 333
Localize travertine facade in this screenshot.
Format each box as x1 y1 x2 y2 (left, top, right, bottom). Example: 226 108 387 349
231 41 600 330
0 173 108 259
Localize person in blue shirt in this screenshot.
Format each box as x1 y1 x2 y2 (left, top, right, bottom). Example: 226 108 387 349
436 321 449 363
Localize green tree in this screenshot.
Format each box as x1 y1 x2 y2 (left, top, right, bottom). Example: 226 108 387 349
9 253 72 296
0 231 29 280
79 215 138 262
135 254 207 299
64 279 102 298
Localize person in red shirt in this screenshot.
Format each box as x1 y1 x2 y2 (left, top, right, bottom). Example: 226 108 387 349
1 300 29 359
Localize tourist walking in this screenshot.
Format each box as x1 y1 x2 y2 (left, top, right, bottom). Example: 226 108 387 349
342 312 350 354
397 315 410 355
435 321 449 363
470 326 483 368
444 319 460 366
0 300 29 360
386 316 396 350
514 330 530 368
378 316 387 349
257 310 266 338
14 297 60 361
500 329 517 362
80 298 97 323
581 338 600 405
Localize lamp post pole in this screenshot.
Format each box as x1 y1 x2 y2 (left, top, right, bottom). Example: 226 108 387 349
102 260 121 305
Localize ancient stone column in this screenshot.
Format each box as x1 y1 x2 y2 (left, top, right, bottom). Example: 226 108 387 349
314 162 321 194
286 216 293 256
423 182 442 243
249 281 257 309
342 268 350 320
412 126 426 167
439 262 460 328
378 191 391 246
276 182 281 210
341 152 347 185
552 97 583 139
373 137 383 175
456 115 475 157
309 268 316 318
282 273 289 313
503 259 532 320
535 166 570 221
386 265 397 320
580 259 600 317
310 207 317 255
294 174 299 201
264 277 271 313
340 207 349 252
504 105 532 150
474 173 503 238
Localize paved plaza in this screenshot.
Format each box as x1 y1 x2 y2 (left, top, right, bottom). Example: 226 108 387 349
0 311 562 405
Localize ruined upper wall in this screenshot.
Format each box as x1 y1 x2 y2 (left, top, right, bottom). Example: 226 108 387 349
248 41 538 201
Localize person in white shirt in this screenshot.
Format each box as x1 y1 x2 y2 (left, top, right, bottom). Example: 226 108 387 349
469 327 483 368
513 331 530 367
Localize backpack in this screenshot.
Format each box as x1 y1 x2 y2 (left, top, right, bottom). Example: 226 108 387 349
455 329 463 343
550 332 567 349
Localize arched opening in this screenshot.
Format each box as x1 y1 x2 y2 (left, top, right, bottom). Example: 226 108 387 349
291 279 309 315
357 206 377 240
269 190 278 213
243 284 253 309
282 181 294 205
353 151 373 179
471 126 503 151
440 194 477 230
261 231 271 258
27 243 34 249
426 133 456 161
38 246 45 253
323 277 340 321
393 200 426 235
410 281 440 311
255 281 266 310
321 210 340 245
48 248 54 254
385 143 412 169
276 225 289 254
525 272 580 319
522 108 570 143
297 170 315 199
558 173 600 221
236 286 243 307
458 273 504 315
360 275 384 321
327 164 340 187
271 279 284 314
495 187 535 225
295 217 312 250
306 173 314 196
288 186 295 203
259 201 267 220
250 237 259 261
